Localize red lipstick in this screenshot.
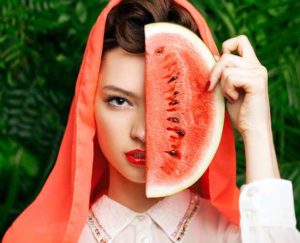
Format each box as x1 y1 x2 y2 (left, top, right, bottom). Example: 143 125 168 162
125 149 145 166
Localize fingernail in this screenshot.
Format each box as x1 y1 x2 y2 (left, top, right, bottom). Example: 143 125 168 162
205 81 211 92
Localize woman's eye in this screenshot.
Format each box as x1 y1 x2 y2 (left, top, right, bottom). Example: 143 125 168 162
106 96 131 108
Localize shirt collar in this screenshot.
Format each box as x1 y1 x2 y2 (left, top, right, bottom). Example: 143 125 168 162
147 189 191 240
91 189 193 242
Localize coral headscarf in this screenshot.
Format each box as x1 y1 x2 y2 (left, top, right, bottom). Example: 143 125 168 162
3 0 240 242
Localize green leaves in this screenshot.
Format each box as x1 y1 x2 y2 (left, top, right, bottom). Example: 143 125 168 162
0 139 39 233
76 2 87 23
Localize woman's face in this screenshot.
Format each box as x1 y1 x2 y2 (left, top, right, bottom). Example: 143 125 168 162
94 47 146 184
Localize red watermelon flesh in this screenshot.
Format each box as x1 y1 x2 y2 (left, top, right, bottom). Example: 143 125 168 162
144 23 225 198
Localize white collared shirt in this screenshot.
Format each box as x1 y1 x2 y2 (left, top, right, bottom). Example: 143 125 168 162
79 179 300 243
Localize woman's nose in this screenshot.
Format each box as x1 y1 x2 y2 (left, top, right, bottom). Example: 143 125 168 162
130 112 145 144
130 126 145 144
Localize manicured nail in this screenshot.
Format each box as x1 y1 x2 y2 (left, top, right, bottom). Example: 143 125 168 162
205 81 211 92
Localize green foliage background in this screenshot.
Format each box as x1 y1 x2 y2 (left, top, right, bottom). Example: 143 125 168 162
0 0 299 238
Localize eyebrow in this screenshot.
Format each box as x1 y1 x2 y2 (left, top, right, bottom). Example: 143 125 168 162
102 85 138 99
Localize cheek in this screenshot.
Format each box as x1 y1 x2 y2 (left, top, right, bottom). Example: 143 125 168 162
95 104 130 153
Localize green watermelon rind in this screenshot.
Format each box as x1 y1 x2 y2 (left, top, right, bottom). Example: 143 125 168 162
145 22 225 198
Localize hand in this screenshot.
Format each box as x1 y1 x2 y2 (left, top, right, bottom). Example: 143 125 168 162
207 35 280 182
208 35 271 137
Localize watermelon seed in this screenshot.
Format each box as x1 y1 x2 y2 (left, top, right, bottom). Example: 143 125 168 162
167 127 185 137
173 91 179 96
165 150 178 157
169 100 179 106
167 117 179 123
155 47 164 55
168 76 178 83
176 129 185 137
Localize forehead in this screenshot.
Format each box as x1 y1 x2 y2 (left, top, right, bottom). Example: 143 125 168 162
100 47 145 89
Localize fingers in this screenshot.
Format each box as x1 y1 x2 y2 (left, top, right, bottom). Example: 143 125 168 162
208 35 263 93
217 67 266 102
219 67 248 101
209 53 251 91
222 35 260 63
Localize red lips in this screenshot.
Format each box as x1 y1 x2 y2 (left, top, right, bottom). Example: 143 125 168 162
125 149 145 166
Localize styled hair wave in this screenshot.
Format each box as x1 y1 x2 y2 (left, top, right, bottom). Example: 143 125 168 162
103 0 200 53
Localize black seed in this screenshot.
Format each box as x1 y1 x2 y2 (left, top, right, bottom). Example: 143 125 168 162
164 150 182 159
173 91 179 96
176 129 185 137
167 117 179 123
169 100 179 105
155 47 164 55
173 117 179 123
168 76 178 83
168 150 177 157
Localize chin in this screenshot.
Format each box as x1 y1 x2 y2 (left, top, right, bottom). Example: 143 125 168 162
123 171 146 184
110 162 146 184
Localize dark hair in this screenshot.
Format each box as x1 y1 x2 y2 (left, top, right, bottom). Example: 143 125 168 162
103 0 200 53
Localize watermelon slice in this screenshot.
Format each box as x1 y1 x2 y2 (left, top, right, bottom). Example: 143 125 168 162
145 23 225 198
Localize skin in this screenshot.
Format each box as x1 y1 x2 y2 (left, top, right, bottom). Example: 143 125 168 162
94 47 161 212
94 35 280 213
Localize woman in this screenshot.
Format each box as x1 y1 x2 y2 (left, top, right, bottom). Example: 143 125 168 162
3 0 300 242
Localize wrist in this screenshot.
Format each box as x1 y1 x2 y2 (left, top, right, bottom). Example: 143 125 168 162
242 124 279 183
241 122 272 141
